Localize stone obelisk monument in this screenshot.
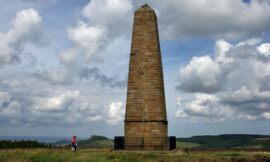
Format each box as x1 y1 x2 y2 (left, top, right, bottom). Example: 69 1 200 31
124 4 168 151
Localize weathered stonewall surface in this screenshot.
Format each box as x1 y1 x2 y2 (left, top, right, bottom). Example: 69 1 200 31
124 4 168 151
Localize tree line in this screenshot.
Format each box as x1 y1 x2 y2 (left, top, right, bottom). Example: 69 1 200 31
0 140 52 148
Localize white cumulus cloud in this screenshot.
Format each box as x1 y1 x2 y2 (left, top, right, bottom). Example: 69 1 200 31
146 0 270 39
257 43 270 56
35 90 79 111
35 68 72 84
176 39 270 121
86 115 102 122
176 94 233 122
81 0 133 36
0 8 41 66
67 21 108 61
0 101 21 117
262 112 270 119
58 48 80 67
59 0 133 67
179 55 222 93
107 101 125 125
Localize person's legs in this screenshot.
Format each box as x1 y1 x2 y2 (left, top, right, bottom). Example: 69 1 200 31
72 143 75 151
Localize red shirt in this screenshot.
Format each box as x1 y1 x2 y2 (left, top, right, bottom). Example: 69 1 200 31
72 138 76 143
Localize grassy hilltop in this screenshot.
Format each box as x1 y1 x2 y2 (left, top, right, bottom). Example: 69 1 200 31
78 135 113 148
176 134 270 149
1 134 270 161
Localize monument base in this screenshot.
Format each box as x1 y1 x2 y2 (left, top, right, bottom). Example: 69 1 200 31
114 136 176 151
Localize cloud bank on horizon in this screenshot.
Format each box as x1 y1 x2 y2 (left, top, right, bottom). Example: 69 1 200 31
0 0 270 137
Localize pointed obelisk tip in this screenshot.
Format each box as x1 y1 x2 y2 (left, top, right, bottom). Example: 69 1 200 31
135 3 154 12
142 4 150 7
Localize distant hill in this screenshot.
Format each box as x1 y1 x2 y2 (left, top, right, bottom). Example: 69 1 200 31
177 134 270 149
53 135 113 148
78 135 113 148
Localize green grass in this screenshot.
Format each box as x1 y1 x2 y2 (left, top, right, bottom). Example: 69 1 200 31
234 138 270 149
176 141 200 148
0 148 270 162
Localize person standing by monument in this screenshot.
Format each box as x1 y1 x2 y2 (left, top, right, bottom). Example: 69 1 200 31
71 136 77 152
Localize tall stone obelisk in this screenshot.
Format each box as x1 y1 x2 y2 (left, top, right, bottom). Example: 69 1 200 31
124 4 168 151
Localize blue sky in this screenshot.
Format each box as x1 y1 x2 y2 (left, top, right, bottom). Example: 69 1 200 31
1 0 270 138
